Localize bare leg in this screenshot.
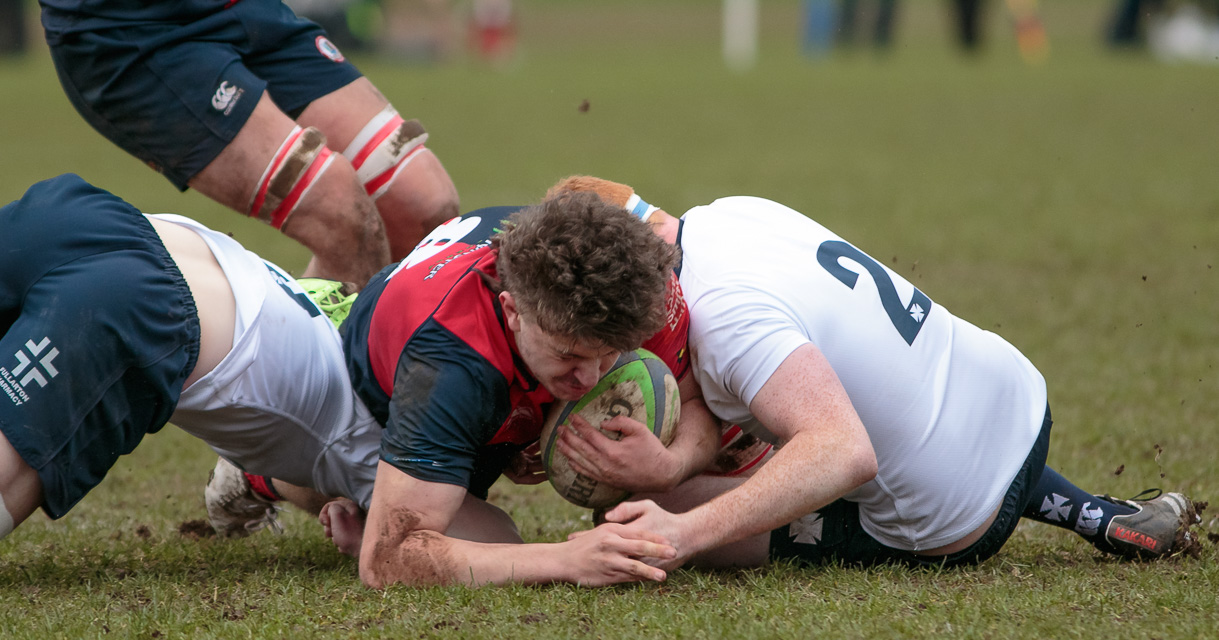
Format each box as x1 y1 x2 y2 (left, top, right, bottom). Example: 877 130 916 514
188 93 391 286
270 479 333 516
299 78 460 259
0 432 42 539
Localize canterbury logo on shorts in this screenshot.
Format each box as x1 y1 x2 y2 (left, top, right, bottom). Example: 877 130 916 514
211 81 245 115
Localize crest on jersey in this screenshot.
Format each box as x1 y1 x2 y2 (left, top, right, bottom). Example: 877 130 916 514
315 36 345 62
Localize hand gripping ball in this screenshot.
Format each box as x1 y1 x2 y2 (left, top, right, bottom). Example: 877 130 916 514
539 349 680 509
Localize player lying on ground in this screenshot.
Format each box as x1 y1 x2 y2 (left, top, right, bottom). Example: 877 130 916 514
551 176 1204 568
204 201 773 584
41 0 459 286
0 174 514 545
210 183 1203 582
310 192 752 588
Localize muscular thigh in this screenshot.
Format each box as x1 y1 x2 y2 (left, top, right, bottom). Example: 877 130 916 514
48 0 362 192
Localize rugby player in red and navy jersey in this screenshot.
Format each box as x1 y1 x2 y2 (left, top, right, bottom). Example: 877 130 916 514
330 191 718 587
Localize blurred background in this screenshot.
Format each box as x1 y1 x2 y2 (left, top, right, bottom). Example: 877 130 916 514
0 0 1216 529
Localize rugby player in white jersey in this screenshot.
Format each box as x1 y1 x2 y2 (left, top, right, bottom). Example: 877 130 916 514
0 174 512 544
550 176 1203 569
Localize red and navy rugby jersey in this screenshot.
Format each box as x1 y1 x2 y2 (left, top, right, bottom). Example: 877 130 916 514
343 207 689 491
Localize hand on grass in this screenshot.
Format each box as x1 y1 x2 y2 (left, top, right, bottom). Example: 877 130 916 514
599 499 693 571
561 522 675 585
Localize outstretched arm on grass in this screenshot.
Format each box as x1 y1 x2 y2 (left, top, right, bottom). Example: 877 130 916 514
356 460 676 588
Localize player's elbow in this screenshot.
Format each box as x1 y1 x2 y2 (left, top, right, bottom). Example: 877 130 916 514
846 443 878 488
358 549 392 589
357 531 454 589
358 541 421 589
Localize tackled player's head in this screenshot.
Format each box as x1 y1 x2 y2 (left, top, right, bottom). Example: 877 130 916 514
494 190 678 354
546 175 635 209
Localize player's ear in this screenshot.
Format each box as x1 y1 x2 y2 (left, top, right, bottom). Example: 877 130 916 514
499 291 521 331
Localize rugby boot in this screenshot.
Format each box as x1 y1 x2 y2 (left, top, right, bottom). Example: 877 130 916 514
298 277 359 329
205 457 284 538
1093 490 1201 559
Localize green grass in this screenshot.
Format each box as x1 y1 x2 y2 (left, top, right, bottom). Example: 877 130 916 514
2 1 1217 637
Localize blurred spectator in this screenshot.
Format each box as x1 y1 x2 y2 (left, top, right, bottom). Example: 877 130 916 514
287 0 456 62
1107 0 1167 46
380 0 457 62
0 0 27 56
949 0 986 51
1146 2 1219 63
837 0 898 49
947 0 1048 63
468 0 516 65
801 0 836 56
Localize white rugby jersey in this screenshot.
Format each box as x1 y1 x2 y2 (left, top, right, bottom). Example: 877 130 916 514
152 214 380 509
677 197 1046 551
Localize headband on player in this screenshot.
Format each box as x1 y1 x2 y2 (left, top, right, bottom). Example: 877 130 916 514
624 193 659 222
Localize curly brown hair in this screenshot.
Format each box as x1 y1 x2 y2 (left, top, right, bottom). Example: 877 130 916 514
493 190 679 352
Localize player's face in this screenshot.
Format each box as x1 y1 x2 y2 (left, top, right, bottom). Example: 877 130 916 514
502 293 621 401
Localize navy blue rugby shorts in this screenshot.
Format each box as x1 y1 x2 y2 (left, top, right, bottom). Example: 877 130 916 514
47 0 363 190
0 174 200 518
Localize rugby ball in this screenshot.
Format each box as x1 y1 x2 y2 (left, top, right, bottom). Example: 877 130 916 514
539 349 680 509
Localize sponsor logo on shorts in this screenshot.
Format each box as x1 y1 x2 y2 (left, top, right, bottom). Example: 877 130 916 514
315 36 345 62
211 81 244 115
0 338 60 406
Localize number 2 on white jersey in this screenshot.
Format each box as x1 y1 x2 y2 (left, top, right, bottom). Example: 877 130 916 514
816 240 932 345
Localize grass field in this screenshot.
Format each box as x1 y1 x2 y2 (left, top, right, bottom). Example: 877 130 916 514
2 1 1218 637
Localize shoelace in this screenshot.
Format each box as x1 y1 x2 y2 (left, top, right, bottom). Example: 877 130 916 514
1099 487 1162 506
244 504 286 535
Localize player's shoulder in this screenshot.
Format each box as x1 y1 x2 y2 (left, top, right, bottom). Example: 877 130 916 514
641 273 691 379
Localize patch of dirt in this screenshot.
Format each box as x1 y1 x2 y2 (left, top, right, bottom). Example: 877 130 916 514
178 519 216 539
1175 499 1208 559
135 525 153 540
